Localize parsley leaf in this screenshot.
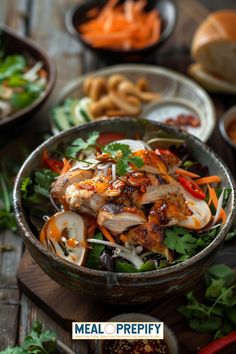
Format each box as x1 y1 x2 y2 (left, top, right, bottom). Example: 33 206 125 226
103 143 144 176
0 321 56 354
65 131 99 158
164 226 198 256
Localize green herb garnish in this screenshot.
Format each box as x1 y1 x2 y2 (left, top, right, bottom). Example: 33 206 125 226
0 321 56 354
103 142 144 176
179 264 236 339
65 131 99 159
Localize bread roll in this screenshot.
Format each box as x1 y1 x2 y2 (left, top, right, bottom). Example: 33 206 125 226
192 11 236 84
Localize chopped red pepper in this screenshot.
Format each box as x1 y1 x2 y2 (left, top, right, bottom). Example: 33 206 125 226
178 176 206 200
198 330 236 354
155 148 175 156
44 159 63 174
97 133 125 146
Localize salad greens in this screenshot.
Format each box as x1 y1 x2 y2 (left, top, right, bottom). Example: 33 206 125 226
179 264 236 339
0 54 47 119
0 321 56 354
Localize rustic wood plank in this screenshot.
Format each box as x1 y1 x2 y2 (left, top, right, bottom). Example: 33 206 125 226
19 294 89 354
4 0 28 34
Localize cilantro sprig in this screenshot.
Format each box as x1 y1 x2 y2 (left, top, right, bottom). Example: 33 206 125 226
0 321 56 354
179 264 236 339
65 131 99 159
102 142 144 176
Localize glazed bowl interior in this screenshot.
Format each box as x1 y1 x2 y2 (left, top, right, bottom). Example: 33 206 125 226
219 106 236 150
0 25 56 131
65 0 177 62
13 118 236 304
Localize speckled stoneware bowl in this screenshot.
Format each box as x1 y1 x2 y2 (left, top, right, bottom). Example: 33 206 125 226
13 118 236 304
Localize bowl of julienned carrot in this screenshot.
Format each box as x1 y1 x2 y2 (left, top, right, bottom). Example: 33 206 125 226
65 0 177 62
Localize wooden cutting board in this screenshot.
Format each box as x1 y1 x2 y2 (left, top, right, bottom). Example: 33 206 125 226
17 251 234 354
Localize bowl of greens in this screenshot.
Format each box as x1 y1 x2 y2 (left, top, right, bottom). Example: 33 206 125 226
13 118 236 304
0 26 56 130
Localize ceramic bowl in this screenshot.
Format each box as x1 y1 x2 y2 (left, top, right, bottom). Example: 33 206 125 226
13 118 236 304
50 64 215 142
219 106 236 150
0 25 56 131
93 313 179 354
65 0 177 62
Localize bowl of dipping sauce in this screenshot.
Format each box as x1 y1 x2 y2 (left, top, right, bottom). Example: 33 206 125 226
220 106 236 149
93 313 179 354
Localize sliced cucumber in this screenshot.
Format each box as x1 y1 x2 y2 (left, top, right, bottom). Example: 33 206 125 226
52 106 71 131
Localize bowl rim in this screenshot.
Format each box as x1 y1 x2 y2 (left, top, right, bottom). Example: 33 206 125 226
65 0 178 55
0 25 57 128
49 63 216 142
13 118 236 280
219 105 236 149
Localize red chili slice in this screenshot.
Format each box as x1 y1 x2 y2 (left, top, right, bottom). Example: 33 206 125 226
44 159 63 174
97 133 125 146
178 176 206 200
155 149 175 156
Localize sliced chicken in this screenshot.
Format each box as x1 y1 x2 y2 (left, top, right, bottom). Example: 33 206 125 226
149 189 211 230
65 183 106 217
149 193 192 226
159 153 180 173
134 175 181 206
133 150 168 175
51 169 93 203
97 204 147 234
126 222 173 262
178 188 211 230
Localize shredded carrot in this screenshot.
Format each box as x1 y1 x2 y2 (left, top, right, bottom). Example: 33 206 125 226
60 158 72 175
195 176 221 185
175 168 200 179
98 225 115 243
120 234 128 243
42 149 49 162
88 224 97 238
78 0 161 50
208 185 227 223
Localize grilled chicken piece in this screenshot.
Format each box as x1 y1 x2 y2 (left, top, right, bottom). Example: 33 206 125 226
133 150 168 175
178 189 211 230
97 204 147 234
159 153 180 173
65 184 106 217
126 223 173 262
149 193 192 226
149 189 211 230
51 169 93 203
134 175 181 206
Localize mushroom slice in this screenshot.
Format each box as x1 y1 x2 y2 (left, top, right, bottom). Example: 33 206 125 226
126 223 173 262
97 204 147 234
40 211 87 265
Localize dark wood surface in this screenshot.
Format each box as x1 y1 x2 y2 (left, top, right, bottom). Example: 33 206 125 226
0 0 236 353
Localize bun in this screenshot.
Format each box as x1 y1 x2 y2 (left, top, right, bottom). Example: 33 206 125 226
191 11 236 84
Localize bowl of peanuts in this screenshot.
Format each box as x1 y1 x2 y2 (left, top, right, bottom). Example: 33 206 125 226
50 64 215 142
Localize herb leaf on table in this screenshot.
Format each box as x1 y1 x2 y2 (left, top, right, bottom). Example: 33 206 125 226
179 264 236 339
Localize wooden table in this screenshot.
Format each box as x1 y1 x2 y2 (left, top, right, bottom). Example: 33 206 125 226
0 0 236 353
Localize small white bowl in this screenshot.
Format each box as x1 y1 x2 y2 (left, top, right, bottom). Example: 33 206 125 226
93 313 179 354
219 106 236 150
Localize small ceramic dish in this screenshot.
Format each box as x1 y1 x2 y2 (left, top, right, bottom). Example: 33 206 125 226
93 313 179 354
0 25 56 131
50 64 215 142
219 106 236 150
65 0 177 62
